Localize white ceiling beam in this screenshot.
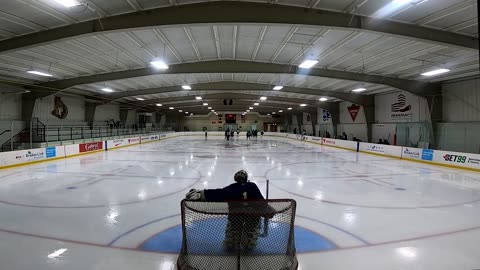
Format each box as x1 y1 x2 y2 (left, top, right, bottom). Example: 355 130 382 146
414 0 476 25
251 26 267 61
183 27 202 61
125 0 143 11
152 29 183 62
212 26 221 59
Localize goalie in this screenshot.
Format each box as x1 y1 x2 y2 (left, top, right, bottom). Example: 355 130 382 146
185 170 275 252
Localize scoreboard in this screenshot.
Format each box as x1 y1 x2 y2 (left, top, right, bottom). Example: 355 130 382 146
225 114 236 123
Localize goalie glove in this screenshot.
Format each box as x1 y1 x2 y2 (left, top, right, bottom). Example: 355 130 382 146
185 189 205 201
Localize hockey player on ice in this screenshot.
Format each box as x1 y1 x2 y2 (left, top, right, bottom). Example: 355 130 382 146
185 170 274 251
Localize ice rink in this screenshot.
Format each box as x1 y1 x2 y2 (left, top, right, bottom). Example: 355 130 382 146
1 135 480 270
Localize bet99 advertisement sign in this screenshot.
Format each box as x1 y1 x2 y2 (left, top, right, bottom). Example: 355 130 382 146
434 150 480 170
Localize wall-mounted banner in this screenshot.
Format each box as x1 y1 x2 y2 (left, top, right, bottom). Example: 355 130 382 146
322 109 331 122
303 112 312 124
347 104 361 122
391 94 413 120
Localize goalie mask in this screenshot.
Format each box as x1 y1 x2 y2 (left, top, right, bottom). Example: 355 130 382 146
234 170 248 183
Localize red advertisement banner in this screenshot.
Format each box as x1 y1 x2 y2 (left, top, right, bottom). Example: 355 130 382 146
79 142 103 153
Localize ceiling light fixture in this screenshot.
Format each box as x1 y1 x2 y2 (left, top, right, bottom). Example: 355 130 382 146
272 112 276 114
246 110 250 112
195 96 202 100
319 97 328 102
53 0 81 8
300 104 307 107
352 88 367 93
287 107 292 110
203 103 208 106
156 104 162 107
150 60 169 69
260 97 267 101
211 110 215 112
249 107 253 110
101 88 113 93
179 110 183 112
267 114 271 116
169 107 174 110
278 110 283 113
299 60 318 69
47 248 68 259
273 85 283 91
27 70 53 77
421 68 450 77
182 85 191 90
136 98 145 101
208 107 212 109
254 103 259 106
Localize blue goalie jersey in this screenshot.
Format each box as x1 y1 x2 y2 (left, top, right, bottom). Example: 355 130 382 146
204 182 264 202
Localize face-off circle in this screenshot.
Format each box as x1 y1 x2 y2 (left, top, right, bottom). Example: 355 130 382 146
0 161 201 208
266 162 480 209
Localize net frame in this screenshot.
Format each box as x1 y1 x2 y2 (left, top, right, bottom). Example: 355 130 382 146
177 199 298 270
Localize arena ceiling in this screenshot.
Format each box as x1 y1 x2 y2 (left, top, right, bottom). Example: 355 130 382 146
0 0 478 115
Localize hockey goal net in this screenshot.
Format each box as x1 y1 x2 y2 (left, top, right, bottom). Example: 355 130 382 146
177 199 298 270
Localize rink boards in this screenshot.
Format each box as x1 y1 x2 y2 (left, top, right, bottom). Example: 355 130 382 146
0 131 479 172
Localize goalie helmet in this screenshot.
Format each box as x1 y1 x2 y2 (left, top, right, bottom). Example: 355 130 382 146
234 170 248 183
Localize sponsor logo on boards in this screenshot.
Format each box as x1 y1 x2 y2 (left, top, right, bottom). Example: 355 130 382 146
80 142 103 153
468 158 480 165
323 138 335 145
129 138 140 144
46 147 56 158
26 150 45 160
443 154 467 163
421 149 433 161
367 145 384 153
403 148 420 159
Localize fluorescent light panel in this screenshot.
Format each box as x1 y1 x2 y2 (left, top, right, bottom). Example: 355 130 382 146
182 85 191 90
27 70 53 77
287 107 292 110
273 85 283 91
352 88 367 93
203 103 208 106
136 98 145 101
421 69 450 77
260 97 267 101
208 107 212 109
169 107 174 109
48 248 68 259
150 61 169 69
53 0 81 7
299 60 318 69
300 104 307 107
101 88 113 93
195 96 202 100
249 107 253 110
254 103 259 106
319 97 328 102
156 104 162 107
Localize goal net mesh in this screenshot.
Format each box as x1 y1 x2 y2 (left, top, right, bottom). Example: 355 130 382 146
177 199 298 270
